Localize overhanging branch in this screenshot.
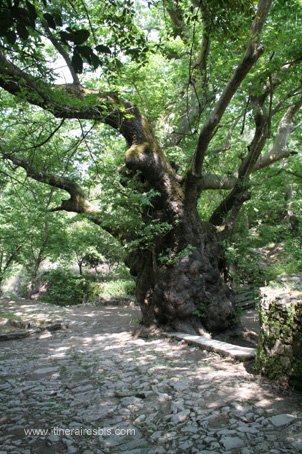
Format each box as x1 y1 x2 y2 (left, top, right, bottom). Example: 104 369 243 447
0 149 122 237
0 51 144 145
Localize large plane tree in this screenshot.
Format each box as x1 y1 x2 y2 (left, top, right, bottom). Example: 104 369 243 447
0 0 301 334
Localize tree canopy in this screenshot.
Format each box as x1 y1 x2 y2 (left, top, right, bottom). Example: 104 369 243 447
1 0 302 333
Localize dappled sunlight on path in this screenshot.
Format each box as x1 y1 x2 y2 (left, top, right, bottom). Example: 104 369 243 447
0 297 302 453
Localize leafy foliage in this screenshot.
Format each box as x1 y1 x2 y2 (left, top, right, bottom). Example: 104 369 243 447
1 0 302 308
39 268 95 306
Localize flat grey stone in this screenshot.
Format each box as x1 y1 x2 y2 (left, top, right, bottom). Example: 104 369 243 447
118 438 149 451
210 442 221 450
238 425 258 434
47 434 60 443
220 436 245 450
34 367 59 375
181 424 199 433
170 410 190 423
179 440 193 450
150 431 162 441
292 440 302 452
166 332 256 360
241 449 252 454
270 414 296 427
67 446 78 454
217 429 237 436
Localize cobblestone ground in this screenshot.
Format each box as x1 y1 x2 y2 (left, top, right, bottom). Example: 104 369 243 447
0 298 302 454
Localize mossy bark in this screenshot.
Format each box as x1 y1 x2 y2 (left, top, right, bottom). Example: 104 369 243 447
127 205 235 334
123 120 236 335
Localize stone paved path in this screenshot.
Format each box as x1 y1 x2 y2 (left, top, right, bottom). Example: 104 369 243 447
0 297 302 453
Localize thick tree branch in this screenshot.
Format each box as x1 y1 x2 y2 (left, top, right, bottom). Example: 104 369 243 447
0 150 123 237
197 97 302 191
197 173 236 190
192 0 211 93
210 96 269 226
189 0 272 178
1 151 94 212
208 95 302 226
0 52 183 217
253 98 302 171
0 51 144 145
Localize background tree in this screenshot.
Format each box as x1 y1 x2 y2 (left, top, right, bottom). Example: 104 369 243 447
62 219 122 275
0 171 67 294
0 0 302 334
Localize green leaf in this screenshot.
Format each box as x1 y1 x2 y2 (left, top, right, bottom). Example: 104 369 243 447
95 44 111 54
43 13 57 29
0 17 13 35
53 12 63 27
76 45 93 59
6 30 17 45
71 29 90 45
71 51 83 73
60 31 73 42
90 53 100 69
17 22 29 40
26 1 38 26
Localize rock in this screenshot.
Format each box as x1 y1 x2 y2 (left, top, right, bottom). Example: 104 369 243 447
67 446 78 454
220 436 245 450
62 438 74 447
170 410 190 424
47 434 60 443
150 431 162 441
291 439 302 452
34 367 59 375
256 288 302 388
179 440 193 450
157 393 171 402
238 425 258 434
181 424 199 433
1 299 302 454
133 415 146 425
270 414 296 427
171 400 185 413
217 429 238 436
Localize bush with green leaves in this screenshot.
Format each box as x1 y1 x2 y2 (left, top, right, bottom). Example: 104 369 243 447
39 268 96 306
100 279 135 297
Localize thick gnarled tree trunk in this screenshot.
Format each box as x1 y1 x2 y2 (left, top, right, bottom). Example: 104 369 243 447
126 195 235 334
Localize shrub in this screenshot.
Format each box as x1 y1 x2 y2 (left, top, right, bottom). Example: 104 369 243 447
100 279 135 297
39 268 95 306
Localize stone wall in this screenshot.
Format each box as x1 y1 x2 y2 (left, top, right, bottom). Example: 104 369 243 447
255 286 302 391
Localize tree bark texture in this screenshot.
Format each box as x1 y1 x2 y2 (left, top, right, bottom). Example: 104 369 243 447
126 199 235 334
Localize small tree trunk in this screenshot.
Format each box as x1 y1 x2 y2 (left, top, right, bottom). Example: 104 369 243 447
0 275 3 296
284 185 299 234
